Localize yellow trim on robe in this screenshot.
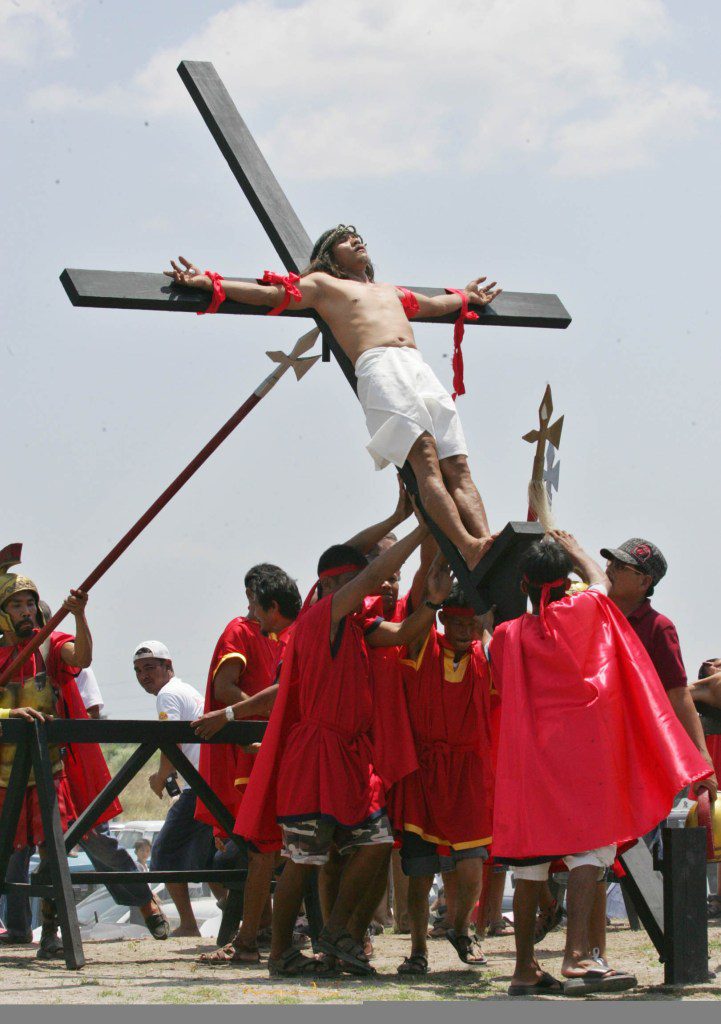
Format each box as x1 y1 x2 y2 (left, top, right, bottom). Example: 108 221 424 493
234 777 250 788
213 652 247 679
442 648 470 683
402 821 492 849
399 632 431 671
0 708 10 720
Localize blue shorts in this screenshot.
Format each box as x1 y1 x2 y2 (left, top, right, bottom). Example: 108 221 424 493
400 830 487 878
151 789 215 871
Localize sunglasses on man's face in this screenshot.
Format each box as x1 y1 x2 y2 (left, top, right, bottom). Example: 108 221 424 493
607 558 647 577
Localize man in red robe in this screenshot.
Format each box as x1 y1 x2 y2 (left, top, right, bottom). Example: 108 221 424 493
193 564 300 963
235 523 451 976
391 582 494 975
0 562 167 957
489 530 712 996
689 658 721 918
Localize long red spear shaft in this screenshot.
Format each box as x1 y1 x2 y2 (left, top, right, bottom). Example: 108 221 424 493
0 329 320 687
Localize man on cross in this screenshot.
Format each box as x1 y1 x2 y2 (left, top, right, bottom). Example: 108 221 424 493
165 225 502 570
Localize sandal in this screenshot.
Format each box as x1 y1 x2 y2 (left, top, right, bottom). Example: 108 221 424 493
446 928 487 966
428 921 452 939
36 933 65 961
397 953 428 975
268 947 337 978
534 899 564 942
563 952 637 996
707 896 721 920
486 917 514 938
145 911 171 941
508 971 564 996
198 942 261 965
316 928 376 975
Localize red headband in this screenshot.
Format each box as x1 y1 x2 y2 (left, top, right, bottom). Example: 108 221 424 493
441 605 476 618
523 576 567 635
301 564 365 614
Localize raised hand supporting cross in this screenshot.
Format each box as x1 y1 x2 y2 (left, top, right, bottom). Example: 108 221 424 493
61 60 570 614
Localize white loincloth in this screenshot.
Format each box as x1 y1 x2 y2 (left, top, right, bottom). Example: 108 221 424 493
355 346 468 470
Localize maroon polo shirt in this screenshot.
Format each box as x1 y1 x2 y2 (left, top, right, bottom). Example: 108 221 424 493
627 600 687 692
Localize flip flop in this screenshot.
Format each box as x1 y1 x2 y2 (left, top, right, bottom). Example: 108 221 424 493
563 955 637 996
397 953 429 975
446 928 488 966
486 917 514 938
197 942 261 965
508 971 564 996
316 928 376 975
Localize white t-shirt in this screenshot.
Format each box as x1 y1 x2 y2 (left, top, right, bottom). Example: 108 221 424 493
75 668 104 714
155 676 204 772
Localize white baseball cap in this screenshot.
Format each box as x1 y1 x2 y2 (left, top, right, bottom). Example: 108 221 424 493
132 640 171 663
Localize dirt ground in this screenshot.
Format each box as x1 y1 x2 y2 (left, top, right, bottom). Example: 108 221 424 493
1 919 720 1004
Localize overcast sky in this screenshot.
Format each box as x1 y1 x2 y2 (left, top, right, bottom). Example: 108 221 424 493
3 1 720 717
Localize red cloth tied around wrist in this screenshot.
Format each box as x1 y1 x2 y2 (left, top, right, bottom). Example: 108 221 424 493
445 288 479 400
197 271 226 315
523 576 567 635
260 271 302 315
397 286 420 319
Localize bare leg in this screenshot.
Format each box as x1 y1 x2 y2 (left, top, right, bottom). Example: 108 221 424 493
233 849 276 955
318 845 342 921
407 875 434 959
167 882 200 936
510 879 545 987
347 845 392 942
453 858 484 936
324 844 391 937
443 869 457 923
439 454 490 540
561 865 599 977
484 866 511 934
392 849 411 933
407 434 490 570
269 860 313 960
588 879 607 957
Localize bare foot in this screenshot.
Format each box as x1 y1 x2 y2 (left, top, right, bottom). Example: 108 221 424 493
464 534 495 572
171 925 201 938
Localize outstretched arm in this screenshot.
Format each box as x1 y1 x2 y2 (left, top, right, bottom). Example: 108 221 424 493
331 524 428 626
689 672 721 709
369 556 452 653
408 534 438 613
549 530 609 590
192 683 279 739
164 257 323 311
405 277 502 319
343 477 412 554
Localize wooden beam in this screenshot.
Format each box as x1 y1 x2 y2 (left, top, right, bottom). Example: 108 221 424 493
61 269 570 329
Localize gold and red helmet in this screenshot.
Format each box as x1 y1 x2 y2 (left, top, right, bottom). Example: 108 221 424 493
0 543 45 636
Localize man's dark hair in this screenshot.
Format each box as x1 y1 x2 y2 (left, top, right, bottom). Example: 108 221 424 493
442 582 472 609
253 569 302 621
244 563 283 592
304 224 375 282
698 659 721 680
518 538 572 606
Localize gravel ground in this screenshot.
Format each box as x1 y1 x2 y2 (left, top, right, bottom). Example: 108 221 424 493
1 920 720 1004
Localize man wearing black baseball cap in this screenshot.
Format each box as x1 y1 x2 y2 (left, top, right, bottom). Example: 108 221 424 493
601 537 717 799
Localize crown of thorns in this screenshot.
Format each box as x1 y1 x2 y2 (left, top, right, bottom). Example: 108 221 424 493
311 224 363 262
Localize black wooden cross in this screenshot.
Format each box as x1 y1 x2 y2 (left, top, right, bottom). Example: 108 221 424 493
61 60 571 614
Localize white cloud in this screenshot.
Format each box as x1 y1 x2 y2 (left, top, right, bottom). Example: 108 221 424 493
25 0 716 180
0 0 78 67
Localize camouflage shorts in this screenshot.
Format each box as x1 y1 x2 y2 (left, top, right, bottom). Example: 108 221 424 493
281 812 394 865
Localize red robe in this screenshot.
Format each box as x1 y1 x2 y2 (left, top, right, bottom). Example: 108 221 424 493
489 589 711 860
235 595 386 849
364 591 418 791
707 734 721 777
196 617 286 830
392 627 494 848
0 631 121 849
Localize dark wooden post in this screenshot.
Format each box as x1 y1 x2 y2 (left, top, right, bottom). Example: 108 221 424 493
662 826 710 985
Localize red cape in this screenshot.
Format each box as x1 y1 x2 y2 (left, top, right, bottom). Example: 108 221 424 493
489 590 711 859
235 596 387 848
196 617 283 830
391 627 494 847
